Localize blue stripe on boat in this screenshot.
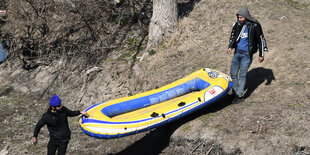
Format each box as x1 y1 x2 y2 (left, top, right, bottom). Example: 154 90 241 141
101 78 210 118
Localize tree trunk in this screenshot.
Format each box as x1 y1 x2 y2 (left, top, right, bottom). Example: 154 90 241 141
146 0 178 50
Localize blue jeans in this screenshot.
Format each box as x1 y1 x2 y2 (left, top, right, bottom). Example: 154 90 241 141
230 51 252 97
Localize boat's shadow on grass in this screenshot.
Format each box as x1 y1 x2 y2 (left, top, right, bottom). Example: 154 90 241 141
112 67 275 155
112 95 233 155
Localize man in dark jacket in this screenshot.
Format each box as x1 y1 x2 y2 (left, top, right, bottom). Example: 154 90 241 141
33 94 88 155
227 7 268 103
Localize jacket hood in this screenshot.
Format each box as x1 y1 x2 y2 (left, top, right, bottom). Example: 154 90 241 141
236 7 257 23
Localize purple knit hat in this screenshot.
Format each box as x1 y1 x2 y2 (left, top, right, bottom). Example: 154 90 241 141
50 94 61 107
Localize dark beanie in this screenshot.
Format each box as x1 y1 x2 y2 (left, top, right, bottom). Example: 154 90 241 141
50 94 61 107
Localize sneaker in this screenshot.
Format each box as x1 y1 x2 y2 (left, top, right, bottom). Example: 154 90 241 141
232 96 244 104
237 96 245 103
232 96 238 104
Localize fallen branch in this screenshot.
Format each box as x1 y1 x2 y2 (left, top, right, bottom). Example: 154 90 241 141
190 141 203 154
206 146 213 155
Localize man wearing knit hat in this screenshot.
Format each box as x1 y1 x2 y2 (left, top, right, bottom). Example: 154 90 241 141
227 7 268 104
32 94 88 155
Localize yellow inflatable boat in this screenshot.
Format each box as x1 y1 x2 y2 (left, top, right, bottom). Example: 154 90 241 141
79 68 232 139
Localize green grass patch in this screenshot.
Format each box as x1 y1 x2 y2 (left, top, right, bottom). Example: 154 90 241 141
0 86 10 95
294 81 306 88
267 29 275 34
126 38 139 47
119 50 135 61
105 58 115 63
182 124 191 132
159 42 166 50
148 49 156 56
199 113 215 122
246 103 252 106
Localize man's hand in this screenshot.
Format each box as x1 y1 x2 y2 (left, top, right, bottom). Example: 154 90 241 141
80 111 89 117
32 137 37 145
259 57 264 63
227 48 232 54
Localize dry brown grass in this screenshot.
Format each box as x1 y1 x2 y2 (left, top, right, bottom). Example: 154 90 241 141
0 0 310 154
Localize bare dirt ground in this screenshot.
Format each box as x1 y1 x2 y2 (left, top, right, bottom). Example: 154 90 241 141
0 0 310 154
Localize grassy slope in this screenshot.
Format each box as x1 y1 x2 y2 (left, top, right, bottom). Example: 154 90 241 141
140 0 310 154
0 0 309 154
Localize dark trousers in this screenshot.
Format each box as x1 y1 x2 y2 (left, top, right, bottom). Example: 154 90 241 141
47 139 69 155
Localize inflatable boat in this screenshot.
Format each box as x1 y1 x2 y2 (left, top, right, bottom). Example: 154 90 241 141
79 68 232 139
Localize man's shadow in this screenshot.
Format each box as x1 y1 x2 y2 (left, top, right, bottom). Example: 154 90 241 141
243 67 275 99
112 95 233 155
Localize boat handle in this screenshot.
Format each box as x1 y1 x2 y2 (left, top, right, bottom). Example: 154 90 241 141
178 102 186 107
80 114 89 120
162 114 166 118
151 112 159 117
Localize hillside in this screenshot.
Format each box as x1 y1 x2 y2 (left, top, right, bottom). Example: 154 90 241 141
0 0 310 154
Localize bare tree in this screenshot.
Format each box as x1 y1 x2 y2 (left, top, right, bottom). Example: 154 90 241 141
146 0 178 50
1 0 151 69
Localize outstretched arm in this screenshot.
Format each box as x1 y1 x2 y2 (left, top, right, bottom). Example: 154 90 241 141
63 106 88 117
33 116 46 145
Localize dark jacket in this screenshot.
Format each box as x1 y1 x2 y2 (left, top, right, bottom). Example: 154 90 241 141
33 106 81 142
228 7 268 57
